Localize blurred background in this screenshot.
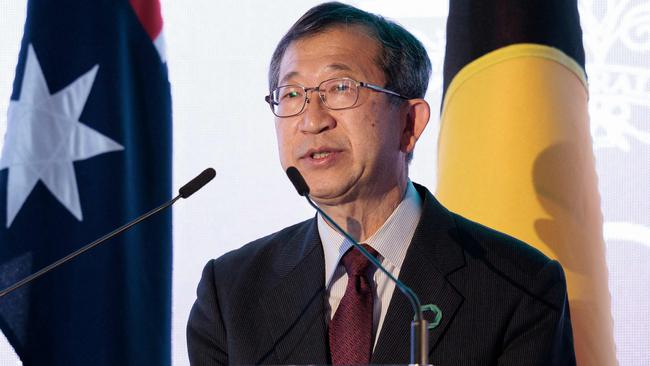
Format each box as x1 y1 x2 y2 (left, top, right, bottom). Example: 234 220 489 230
0 0 648 365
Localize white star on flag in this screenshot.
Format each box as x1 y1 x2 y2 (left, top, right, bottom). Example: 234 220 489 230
0 44 124 228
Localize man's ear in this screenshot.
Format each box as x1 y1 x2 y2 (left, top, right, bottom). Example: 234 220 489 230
400 98 430 154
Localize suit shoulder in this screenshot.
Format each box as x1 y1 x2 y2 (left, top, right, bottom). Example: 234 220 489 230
450 212 557 279
207 217 315 282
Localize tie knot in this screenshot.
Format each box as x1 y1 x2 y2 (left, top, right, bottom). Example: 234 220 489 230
340 244 379 277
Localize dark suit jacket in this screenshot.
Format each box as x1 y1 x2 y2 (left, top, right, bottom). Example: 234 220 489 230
187 184 575 365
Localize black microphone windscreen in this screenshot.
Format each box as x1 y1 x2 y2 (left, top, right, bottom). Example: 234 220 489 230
179 168 216 199
286 167 310 196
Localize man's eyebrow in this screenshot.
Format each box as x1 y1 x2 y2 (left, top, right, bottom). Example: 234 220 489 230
278 64 354 86
324 63 353 73
279 71 300 86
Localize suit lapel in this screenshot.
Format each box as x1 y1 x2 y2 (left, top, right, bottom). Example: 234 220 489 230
260 218 329 364
372 185 466 364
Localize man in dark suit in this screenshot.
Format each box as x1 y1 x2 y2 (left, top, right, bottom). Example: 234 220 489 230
187 2 576 365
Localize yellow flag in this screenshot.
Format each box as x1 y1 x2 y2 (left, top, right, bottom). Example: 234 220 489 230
437 2 616 365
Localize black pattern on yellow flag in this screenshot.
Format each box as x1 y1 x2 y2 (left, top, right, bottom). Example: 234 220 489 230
438 0 616 364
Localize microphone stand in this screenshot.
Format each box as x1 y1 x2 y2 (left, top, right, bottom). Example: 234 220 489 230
304 195 429 365
0 197 180 298
0 168 216 298
286 167 429 365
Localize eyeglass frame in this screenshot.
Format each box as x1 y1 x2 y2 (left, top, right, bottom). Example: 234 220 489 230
264 77 409 118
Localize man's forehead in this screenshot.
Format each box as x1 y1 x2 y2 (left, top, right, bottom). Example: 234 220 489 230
277 29 382 85
279 63 354 85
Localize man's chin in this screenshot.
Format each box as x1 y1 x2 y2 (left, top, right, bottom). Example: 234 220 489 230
308 185 358 206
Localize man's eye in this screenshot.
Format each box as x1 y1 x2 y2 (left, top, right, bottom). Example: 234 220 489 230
282 90 302 100
333 83 350 92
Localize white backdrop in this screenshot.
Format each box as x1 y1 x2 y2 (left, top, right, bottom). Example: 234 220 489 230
0 1 649 365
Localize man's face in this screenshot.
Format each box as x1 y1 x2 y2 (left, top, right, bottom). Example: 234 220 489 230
275 27 408 205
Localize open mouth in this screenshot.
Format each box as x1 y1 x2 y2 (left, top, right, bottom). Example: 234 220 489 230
311 151 332 160
300 147 342 165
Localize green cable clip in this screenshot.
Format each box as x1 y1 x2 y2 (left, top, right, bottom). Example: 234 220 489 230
414 304 442 330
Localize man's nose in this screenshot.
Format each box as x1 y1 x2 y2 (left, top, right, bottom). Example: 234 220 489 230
299 91 336 134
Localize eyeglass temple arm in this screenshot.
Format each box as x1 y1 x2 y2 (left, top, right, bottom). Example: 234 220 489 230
360 82 409 99
264 95 279 106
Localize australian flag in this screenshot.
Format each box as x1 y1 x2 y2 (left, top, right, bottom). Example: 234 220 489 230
0 0 172 364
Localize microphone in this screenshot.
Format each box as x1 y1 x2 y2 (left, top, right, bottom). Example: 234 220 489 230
285 167 429 365
0 167 217 298
285 166 310 196
179 167 216 198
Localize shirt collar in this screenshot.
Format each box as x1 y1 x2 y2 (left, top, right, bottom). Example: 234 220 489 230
318 181 423 286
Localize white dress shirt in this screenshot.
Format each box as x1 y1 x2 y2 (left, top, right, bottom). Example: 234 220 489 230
317 181 423 349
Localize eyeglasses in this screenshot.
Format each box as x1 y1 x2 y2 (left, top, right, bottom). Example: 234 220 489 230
264 77 408 118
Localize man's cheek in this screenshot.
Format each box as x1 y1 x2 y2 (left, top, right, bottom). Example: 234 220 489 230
276 137 291 168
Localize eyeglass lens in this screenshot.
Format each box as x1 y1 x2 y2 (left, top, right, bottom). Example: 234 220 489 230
271 78 358 117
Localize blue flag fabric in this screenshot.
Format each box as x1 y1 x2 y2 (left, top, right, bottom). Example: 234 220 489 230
0 0 172 364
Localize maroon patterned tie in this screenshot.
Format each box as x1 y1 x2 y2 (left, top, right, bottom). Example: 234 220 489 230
329 244 379 365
